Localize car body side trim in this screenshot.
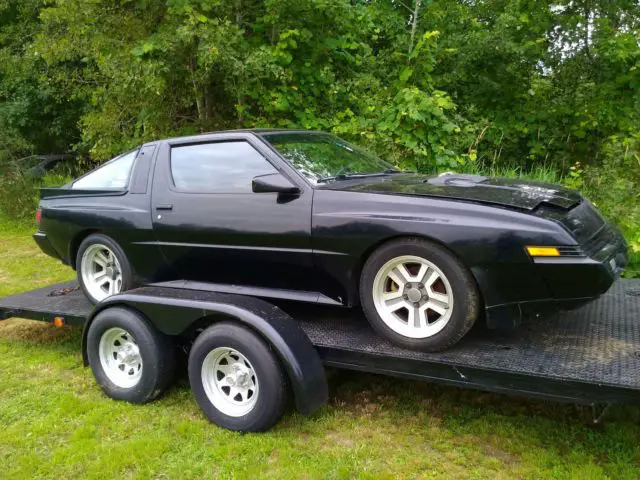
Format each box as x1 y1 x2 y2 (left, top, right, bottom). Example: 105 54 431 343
131 240 347 256
48 205 148 213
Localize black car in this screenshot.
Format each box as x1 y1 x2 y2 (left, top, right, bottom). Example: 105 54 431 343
34 130 628 351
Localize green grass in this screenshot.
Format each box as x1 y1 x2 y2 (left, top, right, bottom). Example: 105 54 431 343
461 162 564 184
1 219 640 479
0 220 74 297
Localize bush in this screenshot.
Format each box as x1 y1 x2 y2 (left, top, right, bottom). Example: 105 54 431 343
576 134 640 278
0 166 73 222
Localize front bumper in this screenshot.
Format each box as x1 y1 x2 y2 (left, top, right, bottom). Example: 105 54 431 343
33 232 63 262
485 224 628 328
536 224 628 300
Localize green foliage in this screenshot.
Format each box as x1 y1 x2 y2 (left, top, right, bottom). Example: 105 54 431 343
1 0 639 170
0 171 39 220
583 134 640 230
0 0 82 157
579 134 640 277
0 165 72 221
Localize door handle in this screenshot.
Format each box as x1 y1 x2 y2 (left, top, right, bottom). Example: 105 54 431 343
156 204 173 211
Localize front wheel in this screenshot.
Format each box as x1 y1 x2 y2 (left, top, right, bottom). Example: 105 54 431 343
360 238 480 351
188 322 288 432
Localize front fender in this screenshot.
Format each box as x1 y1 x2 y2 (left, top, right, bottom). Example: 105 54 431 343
82 287 328 415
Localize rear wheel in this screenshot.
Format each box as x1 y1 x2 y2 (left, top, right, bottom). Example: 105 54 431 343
77 233 133 304
188 322 288 432
86 307 175 404
360 238 480 351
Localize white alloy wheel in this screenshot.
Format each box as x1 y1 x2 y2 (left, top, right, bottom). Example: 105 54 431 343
201 347 259 417
81 244 123 302
372 255 454 339
98 327 143 388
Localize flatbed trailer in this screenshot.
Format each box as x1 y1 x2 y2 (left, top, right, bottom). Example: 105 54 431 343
1 279 640 430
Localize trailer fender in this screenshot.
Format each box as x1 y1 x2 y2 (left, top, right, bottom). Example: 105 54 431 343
81 291 328 415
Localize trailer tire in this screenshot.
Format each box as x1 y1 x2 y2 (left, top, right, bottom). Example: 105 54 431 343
188 322 288 432
86 307 175 404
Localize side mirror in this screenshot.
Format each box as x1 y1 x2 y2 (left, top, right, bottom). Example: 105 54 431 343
252 172 300 194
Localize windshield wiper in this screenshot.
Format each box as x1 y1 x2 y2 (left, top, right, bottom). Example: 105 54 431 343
317 172 381 183
317 170 411 183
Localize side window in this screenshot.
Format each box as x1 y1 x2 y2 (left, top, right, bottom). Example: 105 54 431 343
72 150 138 189
170 141 277 193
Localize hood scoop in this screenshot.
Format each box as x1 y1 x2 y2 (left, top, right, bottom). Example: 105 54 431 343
422 173 580 210
424 173 488 187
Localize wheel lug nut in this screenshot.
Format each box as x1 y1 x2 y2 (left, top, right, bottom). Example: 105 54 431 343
413 302 420 307
403 294 409 300
418 283 424 289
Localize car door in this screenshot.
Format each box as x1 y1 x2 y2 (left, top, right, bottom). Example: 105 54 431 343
150 133 315 293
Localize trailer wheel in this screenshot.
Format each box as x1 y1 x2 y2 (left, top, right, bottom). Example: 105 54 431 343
188 322 288 432
86 307 175 404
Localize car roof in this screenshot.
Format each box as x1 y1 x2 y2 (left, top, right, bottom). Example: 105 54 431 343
225 128 315 135
209 128 322 136
150 128 324 145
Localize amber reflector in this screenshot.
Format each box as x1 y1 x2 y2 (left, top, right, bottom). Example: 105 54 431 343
53 317 65 328
526 246 561 257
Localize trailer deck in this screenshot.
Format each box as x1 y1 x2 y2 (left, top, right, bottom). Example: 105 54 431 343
2 280 640 406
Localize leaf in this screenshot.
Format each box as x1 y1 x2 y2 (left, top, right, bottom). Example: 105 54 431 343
399 67 413 83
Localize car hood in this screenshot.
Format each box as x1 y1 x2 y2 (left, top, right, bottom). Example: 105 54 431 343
324 173 582 211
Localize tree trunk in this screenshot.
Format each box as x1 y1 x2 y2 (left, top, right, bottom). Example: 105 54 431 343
191 58 204 121
204 84 214 121
408 0 422 55
236 0 242 26
583 4 594 63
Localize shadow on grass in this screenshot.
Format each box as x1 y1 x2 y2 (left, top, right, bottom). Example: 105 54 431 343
325 368 640 425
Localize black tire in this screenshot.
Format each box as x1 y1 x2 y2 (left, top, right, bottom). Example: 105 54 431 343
360 237 480 352
86 307 176 404
76 233 134 304
188 322 288 432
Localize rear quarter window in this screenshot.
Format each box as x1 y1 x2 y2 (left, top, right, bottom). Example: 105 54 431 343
72 150 138 189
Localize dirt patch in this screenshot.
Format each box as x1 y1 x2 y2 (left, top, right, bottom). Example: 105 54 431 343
324 432 356 447
268 448 280 464
481 442 520 466
0 318 76 342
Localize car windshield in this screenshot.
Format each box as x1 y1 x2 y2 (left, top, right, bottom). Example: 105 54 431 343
265 133 401 184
